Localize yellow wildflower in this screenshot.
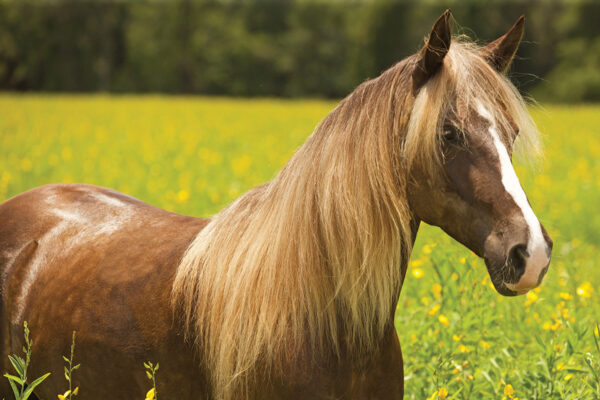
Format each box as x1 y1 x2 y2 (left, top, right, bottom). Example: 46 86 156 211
577 282 593 298
428 304 441 316
459 256 466 264
543 321 553 330
524 290 538 306
479 340 491 349
564 373 573 381
438 314 450 326
426 390 438 400
422 244 432 254
432 283 442 299
458 344 470 353
438 387 448 399
553 344 562 352
176 189 189 203
58 391 70 400
145 388 156 400
451 272 458 281
412 268 424 279
411 258 425 268
452 334 463 342
559 292 573 301
504 384 514 396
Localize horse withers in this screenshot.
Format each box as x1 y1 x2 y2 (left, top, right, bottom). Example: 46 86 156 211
0 10 552 399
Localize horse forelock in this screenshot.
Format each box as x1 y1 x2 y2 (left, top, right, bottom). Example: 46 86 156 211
171 37 540 400
405 39 541 178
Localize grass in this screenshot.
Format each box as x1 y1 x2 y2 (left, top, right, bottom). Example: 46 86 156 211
0 95 599 399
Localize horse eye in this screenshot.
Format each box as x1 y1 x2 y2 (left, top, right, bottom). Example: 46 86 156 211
442 126 462 145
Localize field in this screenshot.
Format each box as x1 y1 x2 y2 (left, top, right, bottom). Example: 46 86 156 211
0 95 599 399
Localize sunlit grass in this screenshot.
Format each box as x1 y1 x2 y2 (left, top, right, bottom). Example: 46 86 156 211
0 95 598 399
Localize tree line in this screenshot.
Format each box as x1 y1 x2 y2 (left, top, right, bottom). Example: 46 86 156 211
0 1 598 102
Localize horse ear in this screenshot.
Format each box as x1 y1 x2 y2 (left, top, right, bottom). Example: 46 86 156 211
412 9 452 93
481 16 525 73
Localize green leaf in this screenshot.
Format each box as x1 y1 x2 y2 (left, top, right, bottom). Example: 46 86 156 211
4 373 24 385
155 363 159 371
21 373 50 400
8 355 24 377
143 362 150 369
63 356 70 363
146 371 153 380
72 364 80 370
6 377 20 400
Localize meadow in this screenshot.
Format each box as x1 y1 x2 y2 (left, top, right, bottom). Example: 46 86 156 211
0 95 599 399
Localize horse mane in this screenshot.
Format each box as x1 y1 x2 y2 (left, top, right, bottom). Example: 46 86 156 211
172 39 540 399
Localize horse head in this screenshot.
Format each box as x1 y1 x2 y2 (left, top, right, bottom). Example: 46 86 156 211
406 11 553 296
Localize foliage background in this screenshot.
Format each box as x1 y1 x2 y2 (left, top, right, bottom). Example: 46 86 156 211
1 0 599 101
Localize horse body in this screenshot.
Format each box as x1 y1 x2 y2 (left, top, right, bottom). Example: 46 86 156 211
0 184 405 399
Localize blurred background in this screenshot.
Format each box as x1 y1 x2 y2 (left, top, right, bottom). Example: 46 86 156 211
1 0 599 102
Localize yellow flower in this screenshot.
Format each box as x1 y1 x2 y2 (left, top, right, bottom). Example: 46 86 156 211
543 321 553 330
564 373 573 381
176 189 189 203
428 304 441 316
556 362 566 371
426 390 438 400
459 256 466 264
432 283 442 299
524 290 538 306
553 344 562 352
577 282 593 298
422 244 432 254
504 384 514 396
145 388 155 400
438 387 448 399
438 314 450 326
58 391 70 400
412 268 424 278
479 340 491 349
559 292 573 301
458 344 470 353
411 258 425 268
453 334 463 342
451 272 458 281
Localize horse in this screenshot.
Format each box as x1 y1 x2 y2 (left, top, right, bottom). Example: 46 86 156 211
0 10 552 399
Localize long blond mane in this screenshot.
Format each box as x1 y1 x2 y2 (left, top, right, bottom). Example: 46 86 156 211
172 39 539 399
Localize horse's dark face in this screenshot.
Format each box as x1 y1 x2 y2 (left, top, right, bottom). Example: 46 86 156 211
408 101 552 296
406 11 552 295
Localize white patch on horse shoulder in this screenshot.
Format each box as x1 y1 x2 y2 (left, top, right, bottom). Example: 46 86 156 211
477 103 549 289
92 192 128 208
51 208 86 223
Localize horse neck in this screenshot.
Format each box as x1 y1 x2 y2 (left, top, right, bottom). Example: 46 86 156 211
256 128 416 347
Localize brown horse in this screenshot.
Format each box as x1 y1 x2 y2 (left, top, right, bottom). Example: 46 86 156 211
0 11 552 400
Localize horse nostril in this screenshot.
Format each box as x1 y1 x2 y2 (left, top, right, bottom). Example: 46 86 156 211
508 244 529 276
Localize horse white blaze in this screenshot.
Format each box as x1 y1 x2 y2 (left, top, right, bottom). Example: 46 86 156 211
477 104 550 291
